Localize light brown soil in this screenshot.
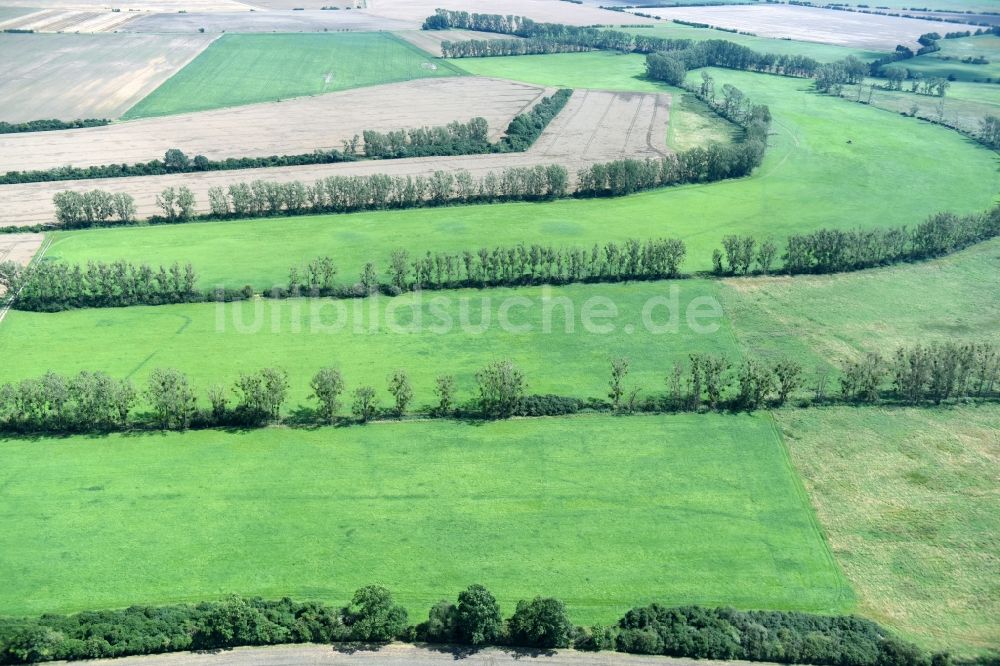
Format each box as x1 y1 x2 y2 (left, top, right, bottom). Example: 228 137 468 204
0 89 672 226
0 8 139 31
60 643 780 665
649 5 947 51
0 234 44 266
352 0 655 28
394 29 524 58
0 33 217 124
0 78 552 173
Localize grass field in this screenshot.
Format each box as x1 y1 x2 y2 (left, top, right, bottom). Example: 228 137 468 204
0 414 852 621
900 34 1000 82
122 32 463 119
46 59 1000 289
777 405 1000 656
5 240 997 410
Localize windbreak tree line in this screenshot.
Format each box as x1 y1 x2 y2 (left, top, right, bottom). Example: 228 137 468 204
0 586 943 666
0 118 109 134
1 344 996 436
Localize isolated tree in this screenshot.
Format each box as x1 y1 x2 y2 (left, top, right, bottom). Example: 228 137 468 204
755 238 777 275
352 386 378 423
387 369 413 417
176 186 196 221
310 367 345 423
608 357 630 412
434 374 457 416
476 359 526 418
359 262 379 295
773 360 803 405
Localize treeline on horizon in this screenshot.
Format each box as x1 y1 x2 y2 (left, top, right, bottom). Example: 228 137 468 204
0 118 110 134
0 341 996 436
0 93 572 186
0 585 947 666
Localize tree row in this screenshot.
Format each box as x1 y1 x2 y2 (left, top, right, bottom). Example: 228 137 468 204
0 585 938 666
2 343 996 435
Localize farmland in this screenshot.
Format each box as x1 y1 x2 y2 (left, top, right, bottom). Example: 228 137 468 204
0 78 551 173
899 33 1000 83
121 33 464 120
1 2 999 662
778 406 1000 655
0 413 850 621
648 4 948 50
2 87 673 225
33 62 1000 284
0 33 215 124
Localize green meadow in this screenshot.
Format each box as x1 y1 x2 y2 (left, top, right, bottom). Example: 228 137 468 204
0 414 851 622
900 33 1000 83
122 32 463 119
778 405 1000 656
46 59 1000 290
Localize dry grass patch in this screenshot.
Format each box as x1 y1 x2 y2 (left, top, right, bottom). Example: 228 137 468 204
776 406 1000 656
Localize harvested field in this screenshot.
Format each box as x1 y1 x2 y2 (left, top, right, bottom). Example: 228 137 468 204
650 5 948 51
352 0 656 28
121 9 413 33
0 234 43 267
395 28 522 57
0 8 139 31
0 0 252 10
0 33 216 124
0 78 552 173
0 89 671 226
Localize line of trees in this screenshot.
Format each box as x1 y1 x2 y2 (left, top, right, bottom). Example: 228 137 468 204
362 117 490 158
3 344 996 435
497 89 572 152
52 190 136 228
0 260 199 311
710 206 1000 276
0 118 109 134
0 586 939 666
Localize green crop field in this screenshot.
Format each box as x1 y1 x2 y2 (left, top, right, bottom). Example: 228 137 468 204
122 32 463 119
777 405 1000 656
48 58 1000 290
0 414 851 621
899 34 1000 83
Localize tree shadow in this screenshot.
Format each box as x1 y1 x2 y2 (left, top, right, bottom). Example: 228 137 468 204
331 641 387 655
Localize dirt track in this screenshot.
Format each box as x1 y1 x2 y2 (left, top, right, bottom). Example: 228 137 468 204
0 78 552 173
0 33 216 124
0 89 671 227
60 644 776 665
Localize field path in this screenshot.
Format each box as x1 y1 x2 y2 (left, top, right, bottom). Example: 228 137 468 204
0 88 672 227
59 643 785 665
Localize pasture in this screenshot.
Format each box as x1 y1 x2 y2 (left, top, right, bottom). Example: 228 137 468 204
778 405 1000 656
121 33 464 120
0 414 851 621
39 61 1000 285
900 33 1000 83
0 33 215 124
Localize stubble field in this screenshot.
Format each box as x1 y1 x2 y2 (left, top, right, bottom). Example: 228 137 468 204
0 33 216 124
0 78 551 173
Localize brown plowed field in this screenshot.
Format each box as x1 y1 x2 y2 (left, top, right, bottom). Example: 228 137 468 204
0 78 552 173
394 29 524 58
0 89 672 226
0 33 216 124
0 8 139 32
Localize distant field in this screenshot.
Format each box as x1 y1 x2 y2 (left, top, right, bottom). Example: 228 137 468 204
0 414 851 621
648 4 945 50
0 32 215 123
900 34 1000 82
778 405 1000 656
623 21 886 62
41 59 1000 286
122 33 464 120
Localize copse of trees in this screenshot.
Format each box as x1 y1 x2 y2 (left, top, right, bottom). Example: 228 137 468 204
52 190 136 228
497 89 572 152
362 117 490 158
0 586 938 666
0 118 109 134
